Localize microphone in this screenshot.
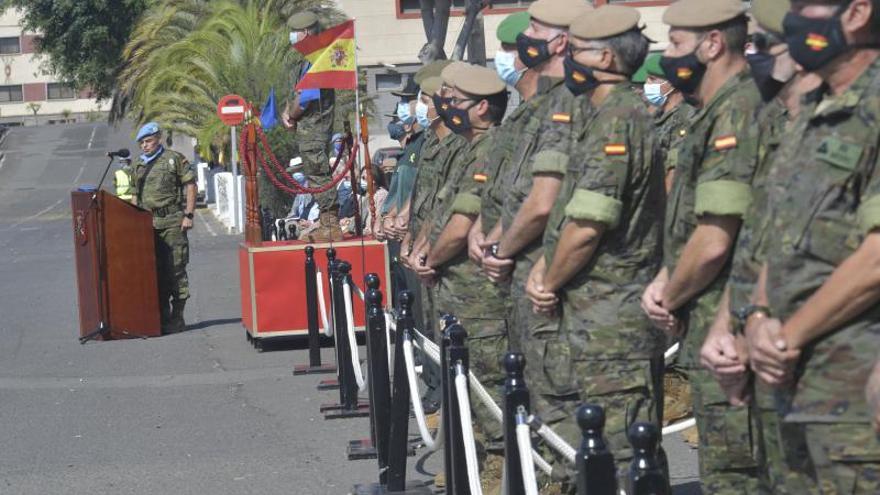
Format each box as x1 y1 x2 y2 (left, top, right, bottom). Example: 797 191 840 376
107 148 131 159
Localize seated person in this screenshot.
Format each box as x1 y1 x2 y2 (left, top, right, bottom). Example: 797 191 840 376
278 172 320 239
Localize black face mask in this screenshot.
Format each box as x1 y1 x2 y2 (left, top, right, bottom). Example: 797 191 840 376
746 52 787 102
563 54 600 96
782 9 851 72
660 50 706 95
387 120 407 141
442 101 476 134
432 94 452 122
516 32 559 69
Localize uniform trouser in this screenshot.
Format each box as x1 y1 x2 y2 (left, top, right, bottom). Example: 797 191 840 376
753 382 816 494
689 367 762 494
154 226 190 311
803 422 880 494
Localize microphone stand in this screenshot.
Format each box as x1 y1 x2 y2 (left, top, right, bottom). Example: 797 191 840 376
91 155 117 203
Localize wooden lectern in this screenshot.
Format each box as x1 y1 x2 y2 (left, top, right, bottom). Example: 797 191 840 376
71 190 161 341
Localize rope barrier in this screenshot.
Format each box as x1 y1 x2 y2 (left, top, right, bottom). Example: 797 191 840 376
343 280 367 392
454 363 483 495
664 342 679 363
316 270 333 337
351 282 366 302
402 334 441 451
662 417 696 435
516 408 540 495
526 414 578 465
383 313 394 369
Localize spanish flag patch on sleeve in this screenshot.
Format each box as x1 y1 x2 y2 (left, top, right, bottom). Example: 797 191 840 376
714 135 738 151
551 113 571 123
473 172 488 183
604 144 627 156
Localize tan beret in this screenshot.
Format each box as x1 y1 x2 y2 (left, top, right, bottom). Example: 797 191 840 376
290 11 319 30
528 0 594 28
570 5 641 40
420 76 443 96
454 64 507 96
441 61 468 86
751 0 787 36
663 0 746 28
415 60 453 85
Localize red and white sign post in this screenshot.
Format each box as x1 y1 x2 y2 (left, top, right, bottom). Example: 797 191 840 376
217 95 246 233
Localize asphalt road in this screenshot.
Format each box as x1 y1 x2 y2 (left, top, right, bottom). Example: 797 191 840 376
0 122 699 494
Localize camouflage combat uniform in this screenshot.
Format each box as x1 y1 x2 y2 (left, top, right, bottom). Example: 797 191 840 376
430 131 508 441
540 84 666 480
134 147 196 323
663 68 763 493
290 60 336 211
499 77 577 360
762 58 880 494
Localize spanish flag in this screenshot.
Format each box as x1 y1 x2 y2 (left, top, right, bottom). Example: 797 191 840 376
294 20 357 90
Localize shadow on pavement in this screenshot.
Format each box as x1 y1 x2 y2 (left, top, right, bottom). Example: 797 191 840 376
186 318 242 331
673 480 702 494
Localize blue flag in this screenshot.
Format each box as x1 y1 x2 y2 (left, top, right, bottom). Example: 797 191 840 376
260 88 278 130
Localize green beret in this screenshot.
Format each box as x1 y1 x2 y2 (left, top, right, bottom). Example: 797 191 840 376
528 0 594 29
497 11 530 44
631 53 664 83
290 11 319 30
751 0 787 36
569 5 640 41
420 76 443 96
454 64 507 96
663 0 746 28
441 61 468 86
414 60 453 85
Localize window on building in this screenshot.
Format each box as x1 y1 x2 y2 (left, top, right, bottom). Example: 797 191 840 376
399 0 534 14
0 85 23 102
376 73 403 91
0 37 21 54
47 83 77 100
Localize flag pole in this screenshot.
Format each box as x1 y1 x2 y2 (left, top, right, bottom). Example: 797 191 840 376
352 18 363 171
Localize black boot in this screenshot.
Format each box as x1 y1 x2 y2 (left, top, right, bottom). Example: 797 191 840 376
166 299 187 334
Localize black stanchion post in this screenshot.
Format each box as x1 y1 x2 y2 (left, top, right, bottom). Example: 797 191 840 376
503 353 529 495
318 247 342 391
446 322 471 495
439 315 456 493
575 405 617 495
322 261 370 419
294 246 336 375
626 422 669 495
348 274 384 460
352 289 428 495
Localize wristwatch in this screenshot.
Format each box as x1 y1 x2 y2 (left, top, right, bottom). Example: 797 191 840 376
732 304 772 327
184 212 194 220
489 243 506 259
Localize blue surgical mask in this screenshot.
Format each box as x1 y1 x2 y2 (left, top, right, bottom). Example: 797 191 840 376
415 99 433 128
643 83 669 107
333 141 344 156
396 101 412 122
140 145 165 165
494 50 525 87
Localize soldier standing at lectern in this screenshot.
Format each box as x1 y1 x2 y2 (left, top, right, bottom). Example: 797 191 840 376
284 11 338 239
132 122 197 334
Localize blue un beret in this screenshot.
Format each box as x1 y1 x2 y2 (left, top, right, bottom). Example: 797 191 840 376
136 122 161 141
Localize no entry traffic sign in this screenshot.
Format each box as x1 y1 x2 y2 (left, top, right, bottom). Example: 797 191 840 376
217 94 246 126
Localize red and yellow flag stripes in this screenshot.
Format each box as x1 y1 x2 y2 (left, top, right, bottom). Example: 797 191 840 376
294 20 357 90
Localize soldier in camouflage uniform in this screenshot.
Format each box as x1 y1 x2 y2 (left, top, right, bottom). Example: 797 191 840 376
700 1 823 492
285 12 337 230
416 64 509 444
480 2 590 428
640 0 764 492
523 6 665 484
742 1 880 491
132 122 197 334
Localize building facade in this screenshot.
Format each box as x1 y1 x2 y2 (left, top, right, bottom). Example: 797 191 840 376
334 0 675 136
0 8 110 126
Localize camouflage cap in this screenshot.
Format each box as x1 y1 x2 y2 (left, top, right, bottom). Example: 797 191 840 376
414 60 453 85
663 0 746 28
454 64 507 96
631 52 664 83
420 76 443 96
569 5 641 40
290 11 319 30
441 61 468 86
751 0 787 36
528 0 594 29
497 11 531 43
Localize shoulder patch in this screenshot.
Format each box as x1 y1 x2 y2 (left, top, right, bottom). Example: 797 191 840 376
551 113 571 123
604 144 627 156
713 135 738 151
